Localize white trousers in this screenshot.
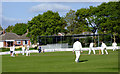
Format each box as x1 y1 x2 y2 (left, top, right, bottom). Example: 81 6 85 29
11 51 15 57
101 48 108 55
26 51 30 56
75 51 80 62
11 51 14 56
113 46 117 51
88 48 96 54
22 50 25 55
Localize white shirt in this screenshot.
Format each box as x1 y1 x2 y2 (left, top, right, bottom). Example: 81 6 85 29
112 42 117 47
101 42 107 48
89 43 94 48
12 46 15 53
10 47 13 51
27 45 29 51
73 41 82 51
22 47 25 51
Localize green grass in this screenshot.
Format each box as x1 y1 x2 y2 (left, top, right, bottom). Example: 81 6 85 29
2 50 118 72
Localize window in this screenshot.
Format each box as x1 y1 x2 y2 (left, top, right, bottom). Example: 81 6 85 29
17 41 21 44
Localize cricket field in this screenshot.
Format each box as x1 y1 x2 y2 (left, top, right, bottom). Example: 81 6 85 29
2 50 119 72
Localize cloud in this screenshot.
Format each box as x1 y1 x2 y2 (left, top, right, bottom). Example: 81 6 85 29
2 0 119 2
0 2 2 26
30 3 71 13
2 16 31 29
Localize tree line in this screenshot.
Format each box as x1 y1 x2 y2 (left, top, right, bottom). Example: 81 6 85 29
5 1 120 44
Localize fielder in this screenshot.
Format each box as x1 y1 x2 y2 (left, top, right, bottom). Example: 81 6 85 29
88 42 96 54
101 42 108 55
11 44 15 57
73 39 82 63
112 42 117 51
10 46 13 57
22 45 25 55
26 45 30 56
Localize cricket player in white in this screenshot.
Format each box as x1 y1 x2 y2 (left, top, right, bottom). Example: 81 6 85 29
73 39 82 63
22 45 25 55
112 42 117 51
101 42 108 55
10 46 13 57
88 42 95 54
26 45 30 56
12 44 15 57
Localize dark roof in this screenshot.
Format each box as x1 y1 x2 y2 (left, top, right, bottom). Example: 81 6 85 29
0 32 30 41
0 33 19 41
19 33 30 40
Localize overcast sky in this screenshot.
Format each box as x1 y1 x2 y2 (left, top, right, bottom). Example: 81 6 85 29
0 0 117 29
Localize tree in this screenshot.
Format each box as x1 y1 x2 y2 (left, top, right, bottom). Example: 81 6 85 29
65 9 89 34
96 1 120 42
76 6 101 34
75 8 91 33
76 7 98 46
0 25 3 31
6 25 14 32
76 1 120 43
64 10 76 34
12 23 27 35
27 10 67 44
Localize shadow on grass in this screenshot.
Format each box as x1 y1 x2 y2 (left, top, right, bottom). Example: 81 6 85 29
79 60 88 62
